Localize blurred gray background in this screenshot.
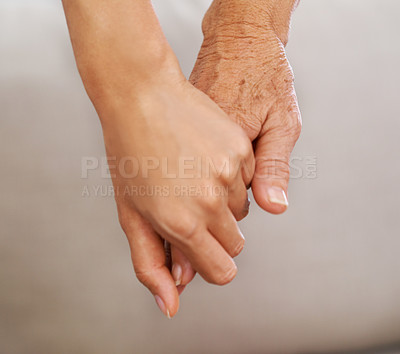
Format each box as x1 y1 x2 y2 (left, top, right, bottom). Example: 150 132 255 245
1 0 400 353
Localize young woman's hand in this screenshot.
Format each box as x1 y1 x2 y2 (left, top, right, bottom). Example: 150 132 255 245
99 71 254 318
62 0 254 318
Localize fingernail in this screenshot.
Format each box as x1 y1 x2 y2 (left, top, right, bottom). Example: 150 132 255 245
267 187 288 207
172 264 182 286
154 295 171 319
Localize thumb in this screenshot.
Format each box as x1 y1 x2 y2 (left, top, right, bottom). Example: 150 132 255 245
251 102 302 214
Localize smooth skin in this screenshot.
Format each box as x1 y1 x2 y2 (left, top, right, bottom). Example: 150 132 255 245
62 0 254 318
62 0 301 318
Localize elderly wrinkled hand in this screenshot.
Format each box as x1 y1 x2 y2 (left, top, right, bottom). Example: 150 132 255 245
191 0 302 215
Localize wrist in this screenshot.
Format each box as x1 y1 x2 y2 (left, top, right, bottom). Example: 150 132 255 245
96 79 189 136
202 0 297 46
80 44 183 108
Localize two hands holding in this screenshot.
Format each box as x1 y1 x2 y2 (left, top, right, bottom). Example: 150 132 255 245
63 0 301 318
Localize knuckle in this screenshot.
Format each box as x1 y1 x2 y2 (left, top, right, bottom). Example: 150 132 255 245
215 154 241 185
231 239 245 258
212 265 238 286
180 224 199 244
134 267 155 287
270 107 302 145
234 132 252 160
287 111 302 141
256 157 290 182
162 213 199 241
211 153 232 181
176 226 202 250
280 99 302 141
203 195 225 212
220 169 236 185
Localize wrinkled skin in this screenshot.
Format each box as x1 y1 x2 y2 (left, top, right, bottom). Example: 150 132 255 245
175 0 302 294
191 1 302 215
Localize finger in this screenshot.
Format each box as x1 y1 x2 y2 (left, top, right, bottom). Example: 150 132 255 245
172 227 238 286
227 128 256 188
208 209 245 258
224 135 254 220
171 245 196 287
121 209 179 318
228 173 251 221
241 141 256 188
252 98 302 214
177 285 186 295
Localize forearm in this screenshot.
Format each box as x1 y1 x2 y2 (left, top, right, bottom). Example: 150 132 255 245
202 0 300 46
62 0 182 111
